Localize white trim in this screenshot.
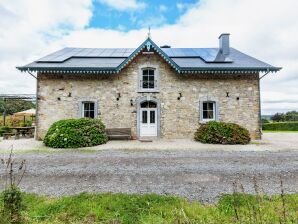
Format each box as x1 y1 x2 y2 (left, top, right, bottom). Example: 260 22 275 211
140 107 157 137
199 96 219 123
136 96 161 138
78 98 99 118
201 101 216 122
138 64 160 93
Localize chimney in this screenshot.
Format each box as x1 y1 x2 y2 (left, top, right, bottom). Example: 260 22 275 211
219 33 230 55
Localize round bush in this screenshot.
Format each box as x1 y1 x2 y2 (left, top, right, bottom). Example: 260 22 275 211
194 121 251 144
43 118 108 148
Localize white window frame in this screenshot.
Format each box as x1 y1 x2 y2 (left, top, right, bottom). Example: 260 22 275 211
82 102 95 118
78 99 98 119
138 65 159 92
201 101 216 122
199 97 219 123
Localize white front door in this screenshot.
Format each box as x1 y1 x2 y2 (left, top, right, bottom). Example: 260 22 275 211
140 108 157 137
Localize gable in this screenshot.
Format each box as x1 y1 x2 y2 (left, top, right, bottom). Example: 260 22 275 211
116 38 180 74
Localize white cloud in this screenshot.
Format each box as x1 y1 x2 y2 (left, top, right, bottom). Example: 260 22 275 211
0 0 298 114
176 2 197 11
0 0 92 93
98 0 146 11
159 5 167 12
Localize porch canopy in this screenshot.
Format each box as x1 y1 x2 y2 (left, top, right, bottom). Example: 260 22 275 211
13 108 36 116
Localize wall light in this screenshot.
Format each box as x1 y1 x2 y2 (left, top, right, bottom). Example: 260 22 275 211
116 93 121 101
177 92 182 100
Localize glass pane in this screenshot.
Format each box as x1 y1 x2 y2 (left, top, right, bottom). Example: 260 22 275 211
141 102 148 108
143 75 149 81
203 111 208 119
143 69 148 75
141 101 157 108
150 111 155 123
142 81 148 89
89 111 95 118
89 103 94 110
85 103 89 111
207 110 213 119
149 80 154 89
148 75 154 81
149 69 154 76
149 102 157 108
142 111 147 123
203 103 207 110
207 102 213 110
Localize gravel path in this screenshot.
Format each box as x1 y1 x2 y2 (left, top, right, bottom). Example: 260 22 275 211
0 133 298 152
1 149 298 203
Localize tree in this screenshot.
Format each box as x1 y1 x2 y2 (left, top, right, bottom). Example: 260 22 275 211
271 113 285 122
0 99 35 115
284 111 298 121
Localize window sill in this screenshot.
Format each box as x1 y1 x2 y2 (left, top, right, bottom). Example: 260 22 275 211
199 119 216 124
138 89 160 93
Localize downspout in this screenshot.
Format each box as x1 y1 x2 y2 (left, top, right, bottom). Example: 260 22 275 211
26 69 38 140
258 68 270 138
27 70 37 79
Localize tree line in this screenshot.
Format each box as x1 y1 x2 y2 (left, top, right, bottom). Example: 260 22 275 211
271 111 298 122
0 99 35 115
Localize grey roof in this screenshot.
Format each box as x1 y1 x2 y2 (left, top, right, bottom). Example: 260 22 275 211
172 48 274 69
26 57 126 68
17 38 281 73
37 48 135 62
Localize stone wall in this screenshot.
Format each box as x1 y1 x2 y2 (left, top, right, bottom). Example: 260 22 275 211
36 52 261 140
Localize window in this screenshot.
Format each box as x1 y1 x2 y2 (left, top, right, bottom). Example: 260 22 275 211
142 69 155 89
142 110 147 123
139 67 159 92
202 101 216 121
140 101 157 108
82 102 95 118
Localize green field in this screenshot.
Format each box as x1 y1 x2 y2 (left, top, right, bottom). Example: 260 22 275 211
1 192 298 224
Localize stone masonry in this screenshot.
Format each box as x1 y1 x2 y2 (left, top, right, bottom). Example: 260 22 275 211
36 52 261 140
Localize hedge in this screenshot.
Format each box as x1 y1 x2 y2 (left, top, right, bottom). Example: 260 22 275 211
43 118 108 148
262 121 298 131
0 126 11 137
194 121 251 145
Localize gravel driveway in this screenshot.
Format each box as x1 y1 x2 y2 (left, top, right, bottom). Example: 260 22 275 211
0 133 298 203
1 150 298 203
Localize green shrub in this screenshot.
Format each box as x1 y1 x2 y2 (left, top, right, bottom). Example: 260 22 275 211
43 118 108 148
261 118 270 124
2 185 24 223
0 126 11 137
194 121 251 144
19 120 32 127
262 121 298 131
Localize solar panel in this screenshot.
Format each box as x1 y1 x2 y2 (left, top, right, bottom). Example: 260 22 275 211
36 47 230 63
162 48 221 62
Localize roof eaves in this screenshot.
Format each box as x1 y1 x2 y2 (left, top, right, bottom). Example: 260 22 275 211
16 66 118 74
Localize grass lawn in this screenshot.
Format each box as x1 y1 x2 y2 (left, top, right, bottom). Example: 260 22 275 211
1 192 298 223
262 130 298 133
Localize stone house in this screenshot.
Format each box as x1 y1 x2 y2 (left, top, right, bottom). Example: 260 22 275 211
17 34 280 140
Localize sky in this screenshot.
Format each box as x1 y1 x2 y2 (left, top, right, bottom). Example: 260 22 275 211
0 0 297 115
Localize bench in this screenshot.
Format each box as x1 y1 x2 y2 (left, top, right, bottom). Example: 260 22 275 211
106 128 132 140
2 133 15 140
